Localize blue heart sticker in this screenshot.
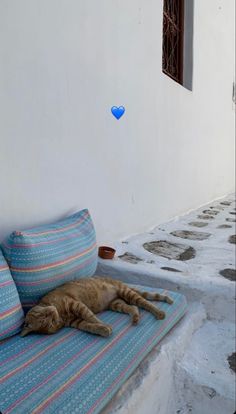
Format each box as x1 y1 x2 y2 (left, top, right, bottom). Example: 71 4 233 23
111 106 125 120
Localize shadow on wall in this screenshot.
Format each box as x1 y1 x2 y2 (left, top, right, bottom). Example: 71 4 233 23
183 0 194 91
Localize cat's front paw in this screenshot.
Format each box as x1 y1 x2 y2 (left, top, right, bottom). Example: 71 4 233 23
132 314 140 325
165 296 174 305
156 310 166 320
99 324 113 337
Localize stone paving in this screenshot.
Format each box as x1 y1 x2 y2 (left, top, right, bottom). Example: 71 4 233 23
98 194 236 414
99 194 235 284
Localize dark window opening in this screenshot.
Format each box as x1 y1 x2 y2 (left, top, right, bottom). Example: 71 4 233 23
162 0 185 85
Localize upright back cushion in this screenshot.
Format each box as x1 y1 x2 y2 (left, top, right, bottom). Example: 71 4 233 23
1 209 97 311
0 249 24 340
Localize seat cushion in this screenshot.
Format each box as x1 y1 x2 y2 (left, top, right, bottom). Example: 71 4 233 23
1 210 97 311
0 287 187 414
0 249 24 340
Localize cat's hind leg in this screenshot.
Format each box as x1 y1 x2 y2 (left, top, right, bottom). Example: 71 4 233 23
131 289 173 304
66 298 101 323
71 319 112 337
108 299 140 325
118 287 166 320
66 298 113 334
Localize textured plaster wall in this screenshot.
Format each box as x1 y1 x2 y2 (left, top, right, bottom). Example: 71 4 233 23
0 0 235 243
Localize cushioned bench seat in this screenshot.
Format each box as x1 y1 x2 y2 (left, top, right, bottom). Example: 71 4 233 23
0 287 187 414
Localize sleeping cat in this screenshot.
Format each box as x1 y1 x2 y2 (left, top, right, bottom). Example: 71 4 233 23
21 277 173 337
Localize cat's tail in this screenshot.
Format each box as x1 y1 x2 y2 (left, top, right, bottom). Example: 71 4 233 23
131 288 173 304
108 277 173 304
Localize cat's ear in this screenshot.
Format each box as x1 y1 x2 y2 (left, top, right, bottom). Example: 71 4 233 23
33 305 47 314
32 305 55 317
44 305 58 317
20 324 33 337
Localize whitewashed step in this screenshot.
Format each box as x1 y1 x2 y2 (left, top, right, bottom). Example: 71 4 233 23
175 321 235 414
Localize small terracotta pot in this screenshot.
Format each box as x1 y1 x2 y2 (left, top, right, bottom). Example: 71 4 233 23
98 246 116 260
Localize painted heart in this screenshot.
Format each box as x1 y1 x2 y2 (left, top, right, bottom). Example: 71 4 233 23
111 106 125 120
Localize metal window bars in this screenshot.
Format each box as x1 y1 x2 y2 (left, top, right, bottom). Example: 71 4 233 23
162 0 184 85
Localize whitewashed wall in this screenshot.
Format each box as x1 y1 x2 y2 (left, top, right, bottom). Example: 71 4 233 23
0 0 235 244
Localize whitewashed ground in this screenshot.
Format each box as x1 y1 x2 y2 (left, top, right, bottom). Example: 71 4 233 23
98 195 236 414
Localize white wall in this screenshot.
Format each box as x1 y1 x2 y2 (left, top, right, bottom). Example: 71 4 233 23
0 0 235 244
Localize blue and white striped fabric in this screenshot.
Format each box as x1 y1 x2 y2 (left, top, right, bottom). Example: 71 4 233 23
0 287 187 414
1 210 97 311
0 249 24 340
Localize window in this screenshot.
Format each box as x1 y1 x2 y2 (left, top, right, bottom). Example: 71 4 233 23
162 0 185 85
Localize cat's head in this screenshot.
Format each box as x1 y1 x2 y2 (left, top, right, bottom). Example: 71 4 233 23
21 305 63 336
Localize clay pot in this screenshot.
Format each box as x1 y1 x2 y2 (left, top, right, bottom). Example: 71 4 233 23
98 246 116 260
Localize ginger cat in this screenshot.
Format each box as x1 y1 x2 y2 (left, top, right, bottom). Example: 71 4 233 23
21 277 173 337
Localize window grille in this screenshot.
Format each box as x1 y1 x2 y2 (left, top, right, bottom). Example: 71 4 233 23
162 0 184 85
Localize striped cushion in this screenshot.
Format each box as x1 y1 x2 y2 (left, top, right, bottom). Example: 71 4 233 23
0 249 24 340
0 288 187 414
1 210 97 311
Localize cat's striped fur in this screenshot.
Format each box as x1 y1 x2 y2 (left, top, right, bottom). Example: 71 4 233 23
21 277 173 337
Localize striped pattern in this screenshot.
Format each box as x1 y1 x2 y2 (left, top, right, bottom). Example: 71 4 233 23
0 287 187 414
0 250 24 340
1 210 97 311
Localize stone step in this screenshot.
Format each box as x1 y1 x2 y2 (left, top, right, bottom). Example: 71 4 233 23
174 321 235 414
